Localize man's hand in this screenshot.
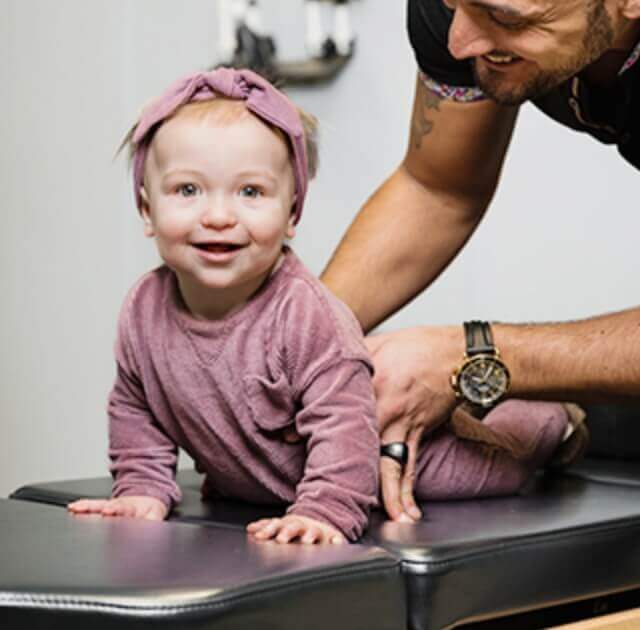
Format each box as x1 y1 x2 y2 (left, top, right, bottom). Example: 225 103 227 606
367 326 461 522
247 514 346 545
67 496 168 521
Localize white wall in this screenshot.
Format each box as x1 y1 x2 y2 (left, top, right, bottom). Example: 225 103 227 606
1 0 638 498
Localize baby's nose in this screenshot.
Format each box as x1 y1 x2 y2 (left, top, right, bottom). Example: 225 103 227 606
201 197 238 229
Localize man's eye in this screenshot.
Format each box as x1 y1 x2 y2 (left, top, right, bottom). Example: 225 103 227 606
487 11 528 30
240 185 261 199
177 183 199 197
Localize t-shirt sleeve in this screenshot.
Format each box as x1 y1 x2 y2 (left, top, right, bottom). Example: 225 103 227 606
108 288 182 510
408 0 486 101
277 285 379 541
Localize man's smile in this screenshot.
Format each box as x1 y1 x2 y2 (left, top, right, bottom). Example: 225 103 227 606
481 52 523 68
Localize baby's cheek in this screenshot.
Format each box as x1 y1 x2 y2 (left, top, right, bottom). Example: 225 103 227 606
249 222 289 246
158 213 194 238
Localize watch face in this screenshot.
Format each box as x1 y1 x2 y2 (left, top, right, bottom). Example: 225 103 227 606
457 355 510 407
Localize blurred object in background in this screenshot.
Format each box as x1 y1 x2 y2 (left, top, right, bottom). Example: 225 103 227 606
217 0 358 85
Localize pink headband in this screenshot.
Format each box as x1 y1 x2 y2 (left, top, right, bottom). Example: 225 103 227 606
132 67 308 224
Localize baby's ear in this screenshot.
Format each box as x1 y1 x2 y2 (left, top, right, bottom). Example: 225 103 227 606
139 187 155 238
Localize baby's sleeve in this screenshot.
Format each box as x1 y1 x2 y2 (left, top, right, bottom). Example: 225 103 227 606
280 284 379 541
107 294 182 511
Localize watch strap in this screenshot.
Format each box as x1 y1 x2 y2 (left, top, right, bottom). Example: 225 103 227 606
463 321 495 356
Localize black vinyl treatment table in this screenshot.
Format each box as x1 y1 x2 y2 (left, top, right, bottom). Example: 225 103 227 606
5 453 640 629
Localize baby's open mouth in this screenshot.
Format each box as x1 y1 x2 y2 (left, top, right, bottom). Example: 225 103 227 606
193 242 245 253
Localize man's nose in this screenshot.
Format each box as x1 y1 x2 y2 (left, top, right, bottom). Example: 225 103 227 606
448 6 494 59
201 196 237 229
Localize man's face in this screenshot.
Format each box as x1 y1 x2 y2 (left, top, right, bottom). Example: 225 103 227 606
445 0 615 104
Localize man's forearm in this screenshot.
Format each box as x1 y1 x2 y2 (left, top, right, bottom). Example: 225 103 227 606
321 164 487 332
493 308 640 400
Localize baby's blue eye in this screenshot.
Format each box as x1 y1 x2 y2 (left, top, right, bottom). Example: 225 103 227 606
177 183 199 197
240 185 261 199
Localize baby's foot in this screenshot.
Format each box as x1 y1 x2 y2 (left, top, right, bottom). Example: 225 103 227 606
547 403 589 469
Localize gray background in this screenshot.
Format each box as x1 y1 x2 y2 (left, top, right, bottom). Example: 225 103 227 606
1 0 638 498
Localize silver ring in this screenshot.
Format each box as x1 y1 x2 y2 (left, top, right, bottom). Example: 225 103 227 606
380 442 409 467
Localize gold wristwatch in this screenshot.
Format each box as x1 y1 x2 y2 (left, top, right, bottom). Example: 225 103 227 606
451 321 510 408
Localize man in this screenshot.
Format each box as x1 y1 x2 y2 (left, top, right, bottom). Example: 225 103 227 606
321 0 640 523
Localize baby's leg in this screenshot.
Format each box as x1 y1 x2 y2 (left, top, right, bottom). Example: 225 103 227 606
415 400 568 500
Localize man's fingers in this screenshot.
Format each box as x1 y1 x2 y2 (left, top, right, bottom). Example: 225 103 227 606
380 422 415 522
364 333 387 355
400 430 423 521
380 456 412 522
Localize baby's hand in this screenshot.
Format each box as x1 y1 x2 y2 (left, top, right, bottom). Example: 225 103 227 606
247 514 345 545
67 496 168 521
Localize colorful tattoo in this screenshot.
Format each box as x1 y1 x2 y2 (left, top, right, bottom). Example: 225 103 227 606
418 71 486 103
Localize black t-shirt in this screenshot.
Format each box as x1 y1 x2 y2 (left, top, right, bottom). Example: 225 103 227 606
407 0 640 170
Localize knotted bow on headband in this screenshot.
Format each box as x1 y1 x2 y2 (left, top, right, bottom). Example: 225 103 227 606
132 67 308 224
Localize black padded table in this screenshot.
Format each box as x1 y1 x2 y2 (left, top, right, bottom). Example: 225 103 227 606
367 473 640 628
11 460 640 629
0 498 404 629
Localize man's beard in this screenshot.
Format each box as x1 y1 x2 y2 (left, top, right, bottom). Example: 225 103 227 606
472 1 614 105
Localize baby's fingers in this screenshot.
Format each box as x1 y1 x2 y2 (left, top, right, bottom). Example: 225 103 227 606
300 524 323 544
320 525 346 545
300 524 345 545
275 520 306 544
246 518 273 533
67 499 110 514
101 500 129 517
250 518 282 540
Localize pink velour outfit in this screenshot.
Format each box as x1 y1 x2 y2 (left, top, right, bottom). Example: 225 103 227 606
108 247 570 541
109 249 379 541
414 401 569 500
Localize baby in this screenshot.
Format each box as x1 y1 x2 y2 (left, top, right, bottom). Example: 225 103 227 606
68 67 584 543
68 68 379 544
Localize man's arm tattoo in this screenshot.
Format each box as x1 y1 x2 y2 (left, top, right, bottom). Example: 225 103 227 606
411 87 443 150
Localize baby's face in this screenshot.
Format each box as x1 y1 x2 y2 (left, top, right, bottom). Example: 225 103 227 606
141 108 297 318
